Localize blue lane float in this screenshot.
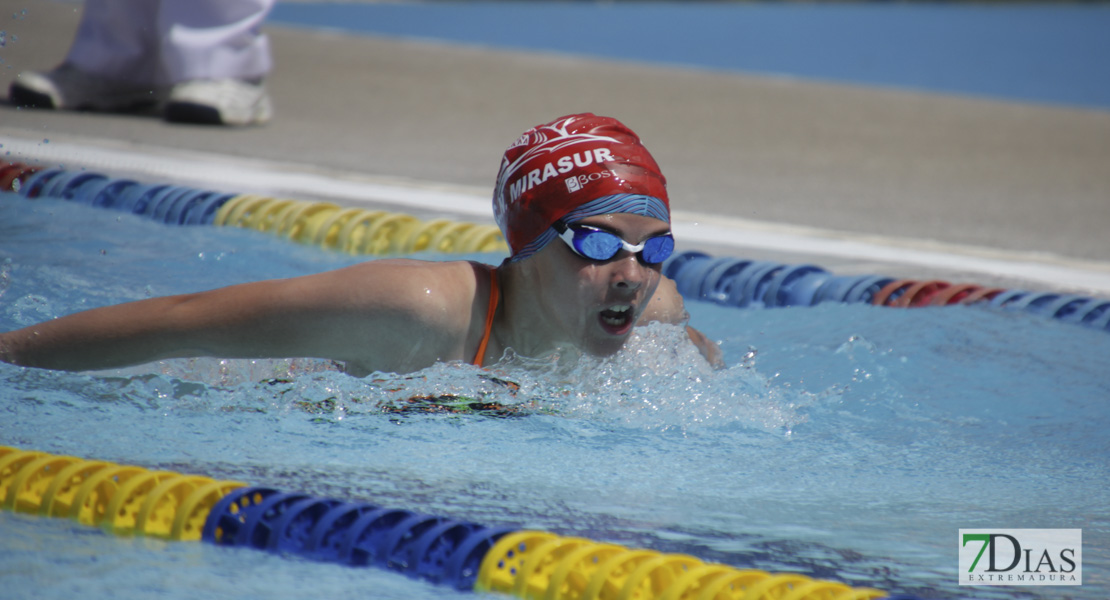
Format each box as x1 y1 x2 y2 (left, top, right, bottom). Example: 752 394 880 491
16 165 236 226
14 165 235 226
195 484 522 591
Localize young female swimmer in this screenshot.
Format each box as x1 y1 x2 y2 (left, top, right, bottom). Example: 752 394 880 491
0 114 723 375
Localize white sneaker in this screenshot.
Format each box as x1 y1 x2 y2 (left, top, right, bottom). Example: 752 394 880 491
164 78 273 126
8 63 166 111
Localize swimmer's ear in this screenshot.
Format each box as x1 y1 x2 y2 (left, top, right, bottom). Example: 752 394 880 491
687 326 725 370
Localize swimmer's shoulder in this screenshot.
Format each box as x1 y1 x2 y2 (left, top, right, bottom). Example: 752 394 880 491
337 258 477 292
337 258 488 320
331 259 491 373
639 275 688 326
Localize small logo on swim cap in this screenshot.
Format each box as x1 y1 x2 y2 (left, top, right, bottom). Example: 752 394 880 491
565 176 582 193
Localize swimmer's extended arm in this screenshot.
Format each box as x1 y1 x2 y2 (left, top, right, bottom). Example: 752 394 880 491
639 275 725 369
0 291 234 371
0 260 468 373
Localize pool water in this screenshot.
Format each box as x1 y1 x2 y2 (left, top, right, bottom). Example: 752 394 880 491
2 193 1107 600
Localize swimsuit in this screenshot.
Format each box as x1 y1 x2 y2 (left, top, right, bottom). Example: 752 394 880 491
471 264 500 367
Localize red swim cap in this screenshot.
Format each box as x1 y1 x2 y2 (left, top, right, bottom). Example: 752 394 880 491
493 113 670 257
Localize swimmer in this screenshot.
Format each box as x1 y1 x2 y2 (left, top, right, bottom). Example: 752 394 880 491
0 113 723 375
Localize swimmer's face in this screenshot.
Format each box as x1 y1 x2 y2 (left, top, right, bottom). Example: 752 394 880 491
531 212 668 356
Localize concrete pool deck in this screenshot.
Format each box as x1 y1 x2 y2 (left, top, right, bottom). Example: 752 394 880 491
2 0 1109 294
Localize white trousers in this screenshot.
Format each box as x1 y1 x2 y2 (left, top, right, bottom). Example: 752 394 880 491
65 0 274 86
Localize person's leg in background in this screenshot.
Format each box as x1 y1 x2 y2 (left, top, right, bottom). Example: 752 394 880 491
161 0 275 125
8 0 167 111
8 0 275 126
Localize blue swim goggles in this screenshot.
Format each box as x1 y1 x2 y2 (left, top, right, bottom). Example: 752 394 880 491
553 220 675 264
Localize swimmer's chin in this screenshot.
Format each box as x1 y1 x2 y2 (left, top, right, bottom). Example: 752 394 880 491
584 334 634 358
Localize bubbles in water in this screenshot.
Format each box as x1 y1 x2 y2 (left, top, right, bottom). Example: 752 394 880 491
485 322 814 435
0 258 11 299
9 293 54 325
100 357 337 391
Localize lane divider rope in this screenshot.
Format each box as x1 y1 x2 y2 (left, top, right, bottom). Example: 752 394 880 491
1 446 926 600
662 251 1110 334
1 162 507 256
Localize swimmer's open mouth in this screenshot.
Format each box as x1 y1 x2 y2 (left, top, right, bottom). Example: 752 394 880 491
599 305 633 335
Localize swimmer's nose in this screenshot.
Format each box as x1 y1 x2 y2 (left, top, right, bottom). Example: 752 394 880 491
610 252 648 290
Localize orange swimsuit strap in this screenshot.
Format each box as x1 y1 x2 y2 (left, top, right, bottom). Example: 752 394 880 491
472 265 499 367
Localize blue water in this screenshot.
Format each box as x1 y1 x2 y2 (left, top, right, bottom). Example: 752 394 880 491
268 2 1110 111
2 192 1108 599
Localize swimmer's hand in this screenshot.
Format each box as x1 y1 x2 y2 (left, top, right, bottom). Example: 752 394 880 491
639 276 724 369
686 325 725 370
